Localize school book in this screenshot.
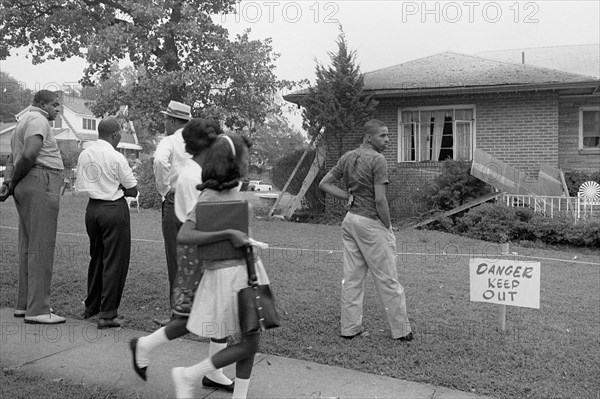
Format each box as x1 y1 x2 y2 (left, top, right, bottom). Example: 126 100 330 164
195 200 249 261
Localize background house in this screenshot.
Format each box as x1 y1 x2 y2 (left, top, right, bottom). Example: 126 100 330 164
286 49 600 218
0 97 142 159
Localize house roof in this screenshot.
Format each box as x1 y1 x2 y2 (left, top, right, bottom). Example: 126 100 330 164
476 44 600 79
62 97 95 115
363 52 598 91
285 51 600 103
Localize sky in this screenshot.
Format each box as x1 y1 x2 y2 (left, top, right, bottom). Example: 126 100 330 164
1 0 599 127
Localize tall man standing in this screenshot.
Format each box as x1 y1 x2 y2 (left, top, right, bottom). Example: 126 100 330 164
153 101 192 316
75 117 138 329
319 119 413 341
0 90 65 324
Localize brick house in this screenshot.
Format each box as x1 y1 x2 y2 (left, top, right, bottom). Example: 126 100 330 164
285 51 600 218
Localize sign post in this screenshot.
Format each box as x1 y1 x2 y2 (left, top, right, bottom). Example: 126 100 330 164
499 243 510 331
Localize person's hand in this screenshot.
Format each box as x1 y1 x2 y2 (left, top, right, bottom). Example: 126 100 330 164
0 184 10 202
228 230 250 248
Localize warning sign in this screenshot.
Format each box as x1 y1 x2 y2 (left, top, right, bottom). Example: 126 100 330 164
469 258 540 309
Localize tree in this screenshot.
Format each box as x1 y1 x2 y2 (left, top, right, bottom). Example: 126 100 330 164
1 0 289 138
249 110 306 167
299 28 378 158
0 71 32 122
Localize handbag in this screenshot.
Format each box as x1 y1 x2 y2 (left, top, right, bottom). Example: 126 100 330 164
238 245 281 333
171 244 203 316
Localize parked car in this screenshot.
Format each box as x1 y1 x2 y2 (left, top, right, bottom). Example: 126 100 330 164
248 180 272 191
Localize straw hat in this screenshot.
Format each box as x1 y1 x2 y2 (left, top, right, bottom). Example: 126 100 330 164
160 100 192 121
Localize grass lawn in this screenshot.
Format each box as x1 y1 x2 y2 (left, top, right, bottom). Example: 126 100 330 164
1 193 599 399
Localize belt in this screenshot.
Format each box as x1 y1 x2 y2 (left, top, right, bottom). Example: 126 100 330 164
89 197 125 203
33 164 63 172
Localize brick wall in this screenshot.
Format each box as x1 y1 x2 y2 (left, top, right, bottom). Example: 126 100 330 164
476 92 559 176
558 96 600 173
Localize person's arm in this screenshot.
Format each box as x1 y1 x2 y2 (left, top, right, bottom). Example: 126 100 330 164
177 221 249 247
319 172 351 202
153 138 173 196
116 155 138 197
8 135 43 193
374 183 392 229
0 154 13 201
123 185 138 197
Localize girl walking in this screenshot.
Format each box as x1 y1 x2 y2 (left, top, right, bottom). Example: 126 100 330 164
172 134 269 399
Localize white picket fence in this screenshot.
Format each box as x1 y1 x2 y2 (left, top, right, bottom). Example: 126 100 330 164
501 193 600 220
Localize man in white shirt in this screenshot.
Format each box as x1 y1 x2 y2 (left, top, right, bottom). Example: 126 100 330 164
153 101 192 313
75 118 138 329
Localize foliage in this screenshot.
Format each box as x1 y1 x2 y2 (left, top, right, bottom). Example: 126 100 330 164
135 157 162 209
1 0 291 140
563 169 600 196
0 71 32 122
272 148 325 212
248 108 306 167
299 28 377 157
439 203 600 248
418 160 494 212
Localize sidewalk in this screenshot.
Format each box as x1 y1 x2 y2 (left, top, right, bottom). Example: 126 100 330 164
0 308 490 399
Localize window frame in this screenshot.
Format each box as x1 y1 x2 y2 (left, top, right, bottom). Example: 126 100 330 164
82 118 97 131
397 104 476 163
578 106 600 151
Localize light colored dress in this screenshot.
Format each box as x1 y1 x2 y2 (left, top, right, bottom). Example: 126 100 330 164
186 189 270 339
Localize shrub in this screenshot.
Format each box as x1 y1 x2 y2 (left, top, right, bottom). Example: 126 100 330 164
423 160 493 212
445 203 600 248
135 158 162 209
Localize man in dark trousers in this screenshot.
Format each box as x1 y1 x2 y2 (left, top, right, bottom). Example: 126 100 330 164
319 119 413 341
0 90 65 324
75 117 138 328
153 100 192 324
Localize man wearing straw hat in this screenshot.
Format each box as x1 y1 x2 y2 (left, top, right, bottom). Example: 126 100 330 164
154 100 192 323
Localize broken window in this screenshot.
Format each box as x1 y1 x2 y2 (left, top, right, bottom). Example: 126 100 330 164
399 107 473 162
580 107 600 149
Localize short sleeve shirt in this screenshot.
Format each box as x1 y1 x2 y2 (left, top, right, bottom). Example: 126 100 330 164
11 107 64 170
175 159 203 223
329 144 389 220
75 140 138 201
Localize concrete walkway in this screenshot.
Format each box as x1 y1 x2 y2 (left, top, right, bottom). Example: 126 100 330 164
0 308 490 399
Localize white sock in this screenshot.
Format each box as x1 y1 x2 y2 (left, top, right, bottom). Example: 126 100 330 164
232 378 250 399
137 327 168 367
183 358 216 382
205 341 233 385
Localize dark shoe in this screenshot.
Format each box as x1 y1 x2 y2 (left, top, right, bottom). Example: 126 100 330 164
14 310 26 318
341 330 370 340
153 318 171 326
395 332 414 342
202 376 234 392
98 318 121 329
84 311 97 319
129 338 147 381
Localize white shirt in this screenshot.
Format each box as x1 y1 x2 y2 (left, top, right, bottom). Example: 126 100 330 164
74 140 138 201
153 128 191 198
174 159 203 223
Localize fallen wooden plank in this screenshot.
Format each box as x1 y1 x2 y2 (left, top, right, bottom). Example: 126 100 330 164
406 191 504 229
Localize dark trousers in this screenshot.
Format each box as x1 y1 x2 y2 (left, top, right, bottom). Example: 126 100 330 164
13 166 62 316
85 197 131 319
161 192 182 306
